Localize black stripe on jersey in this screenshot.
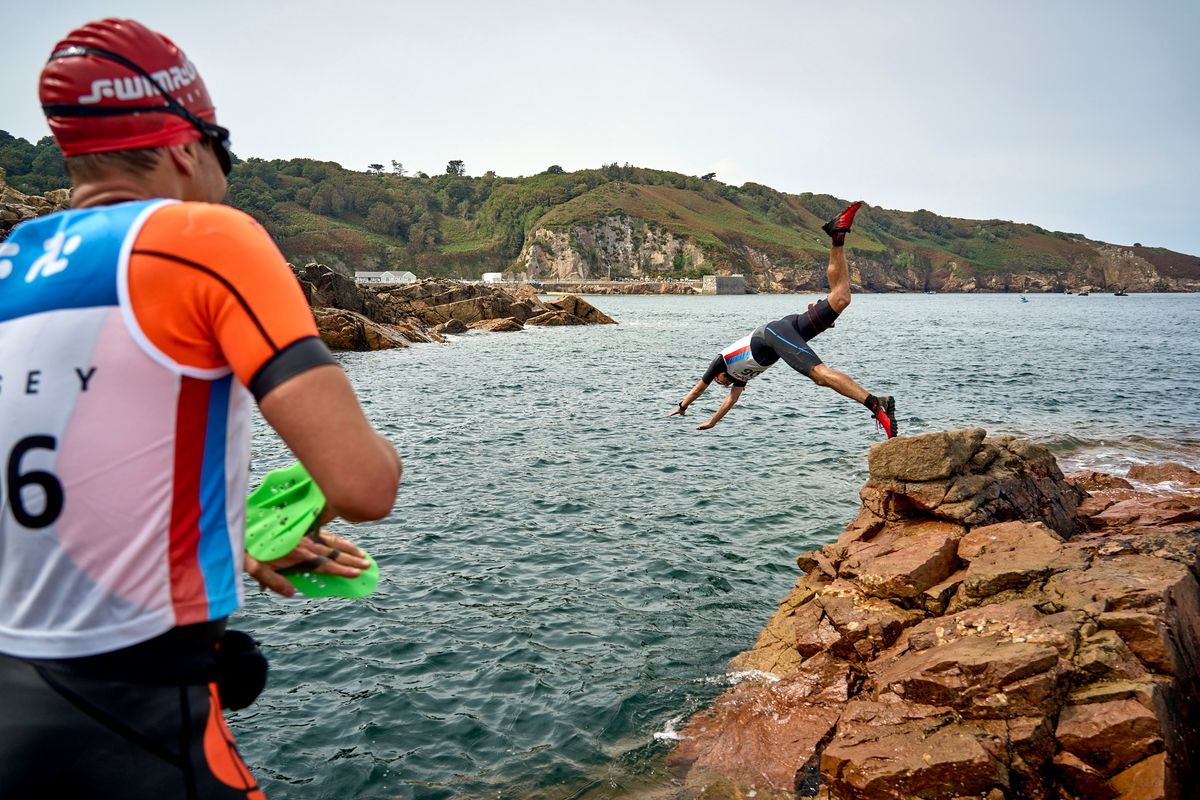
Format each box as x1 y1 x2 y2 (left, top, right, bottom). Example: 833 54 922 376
131 249 279 351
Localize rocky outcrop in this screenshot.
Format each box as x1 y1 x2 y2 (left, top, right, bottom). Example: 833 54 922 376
467 317 524 333
310 308 428 351
668 430 1200 799
293 263 615 349
0 167 71 239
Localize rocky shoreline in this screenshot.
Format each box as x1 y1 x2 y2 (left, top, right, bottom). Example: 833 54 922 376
293 263 616 350
668 430 1200 799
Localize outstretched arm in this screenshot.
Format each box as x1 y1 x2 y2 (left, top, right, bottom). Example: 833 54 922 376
669 379 710 416
697 386 744 430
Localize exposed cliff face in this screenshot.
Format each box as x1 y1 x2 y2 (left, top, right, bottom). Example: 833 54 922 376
524 216 710 280
0 167 71 239
668 430 1200 799
521 215 1200 293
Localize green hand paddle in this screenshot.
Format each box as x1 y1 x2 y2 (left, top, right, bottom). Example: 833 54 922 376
245 462 379 599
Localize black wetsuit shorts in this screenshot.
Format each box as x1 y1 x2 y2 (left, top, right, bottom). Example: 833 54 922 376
755 298 840 377
0 621 264 800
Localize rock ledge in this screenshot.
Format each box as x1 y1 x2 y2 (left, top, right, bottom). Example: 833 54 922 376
669 430 1200 800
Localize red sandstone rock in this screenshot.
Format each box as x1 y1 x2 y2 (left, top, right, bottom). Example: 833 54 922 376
1067 678 1169 713
1074 629 1150 683
796 549 838 580
1053 751 1118 799
837 519 965 600
729 576 825 676
669 436 1200 799
824 509 886 562
872 634 1065 718
793 601 842 660
860 432 1084 536
1091 495 1200 529
1110 752 1176 800
1127 463 1200 488
813 580 923 661
1043 554 1194 614
1055 698 1164 774
1068 470 1135 492
954 521 1089 602
1099 611 1175 674
669 655 850 795
820 700 1007 799
898 602 1079 660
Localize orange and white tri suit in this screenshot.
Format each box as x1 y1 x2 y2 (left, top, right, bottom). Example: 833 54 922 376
0 199 334 658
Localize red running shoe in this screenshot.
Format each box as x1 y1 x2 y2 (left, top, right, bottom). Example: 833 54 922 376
872 395 897 438
822 200 864 236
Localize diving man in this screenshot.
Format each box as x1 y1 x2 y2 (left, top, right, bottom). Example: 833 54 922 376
670 201 898 437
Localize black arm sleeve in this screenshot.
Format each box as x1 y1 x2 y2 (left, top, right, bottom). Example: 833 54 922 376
249 335 338 401
701 354 746 387
701 354 725 384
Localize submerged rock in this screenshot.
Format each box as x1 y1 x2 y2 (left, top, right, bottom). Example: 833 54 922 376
669 429 1200 799
1127 462 1200 489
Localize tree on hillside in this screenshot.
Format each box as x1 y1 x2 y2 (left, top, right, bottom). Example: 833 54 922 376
701 172 716 181
366 202 400 235
545 165 565 174
446 160 465 176
391 160 406 176
367 163 384 174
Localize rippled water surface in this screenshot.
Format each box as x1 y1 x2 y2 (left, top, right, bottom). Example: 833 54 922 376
237 293 1200 799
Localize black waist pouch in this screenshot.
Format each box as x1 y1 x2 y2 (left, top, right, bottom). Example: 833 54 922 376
215 629 268 711
19 622 268 711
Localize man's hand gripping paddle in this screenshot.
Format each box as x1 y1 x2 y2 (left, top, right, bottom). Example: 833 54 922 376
245 462 379 599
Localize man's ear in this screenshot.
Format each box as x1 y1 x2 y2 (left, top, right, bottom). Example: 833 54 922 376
165 141 202 177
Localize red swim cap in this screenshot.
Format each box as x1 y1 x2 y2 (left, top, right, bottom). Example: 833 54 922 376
39 18 217 157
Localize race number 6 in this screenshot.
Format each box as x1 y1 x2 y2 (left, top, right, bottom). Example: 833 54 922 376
5 436 64 528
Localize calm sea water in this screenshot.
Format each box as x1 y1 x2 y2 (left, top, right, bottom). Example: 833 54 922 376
237 293 1200 799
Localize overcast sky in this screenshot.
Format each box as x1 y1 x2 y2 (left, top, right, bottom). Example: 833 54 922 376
5 1 1198 255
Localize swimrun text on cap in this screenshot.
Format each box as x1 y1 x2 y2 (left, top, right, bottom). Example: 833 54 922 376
39 18 232 175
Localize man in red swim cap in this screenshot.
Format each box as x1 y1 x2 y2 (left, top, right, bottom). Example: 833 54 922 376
0 19 402 799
